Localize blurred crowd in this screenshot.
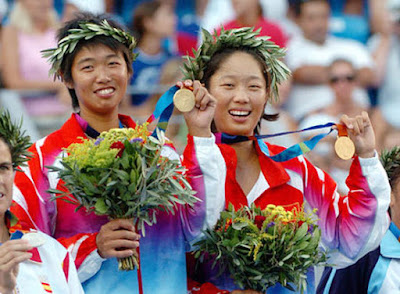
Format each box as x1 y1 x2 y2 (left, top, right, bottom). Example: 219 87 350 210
0 0 399 194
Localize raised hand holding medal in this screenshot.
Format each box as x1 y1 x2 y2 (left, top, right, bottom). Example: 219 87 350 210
338 111 375 159
335 124 355 160
177 80 217 138
173 87 195 112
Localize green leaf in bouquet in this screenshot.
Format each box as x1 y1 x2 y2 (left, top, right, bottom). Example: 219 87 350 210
120 152 130 169
232 221 248 230
293 223 308 242
281 252 294 262
106 180 119 187
95 198 108 214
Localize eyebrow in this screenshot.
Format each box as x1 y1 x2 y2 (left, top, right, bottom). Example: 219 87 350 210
0 162 12 166
220 74 263 81
76 54 120 66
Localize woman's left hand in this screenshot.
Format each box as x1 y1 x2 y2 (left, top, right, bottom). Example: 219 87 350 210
339 111 375 158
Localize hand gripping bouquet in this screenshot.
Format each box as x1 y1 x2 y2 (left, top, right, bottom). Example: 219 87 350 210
194 204 327 293
48 125 198 270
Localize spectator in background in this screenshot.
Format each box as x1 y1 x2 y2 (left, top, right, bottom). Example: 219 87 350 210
201 0 289 35
299 59 370 195
62 0 108 23
280 0 303 40
317 146 400 294
217 0 287 48
129 1 176 110
329 0 386 44
325 58 369 118
284 0 375 123
0 0 69 119
368 0 400 152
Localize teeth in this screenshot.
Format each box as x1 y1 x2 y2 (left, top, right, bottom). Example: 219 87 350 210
229 110 250 116
97 88 114 95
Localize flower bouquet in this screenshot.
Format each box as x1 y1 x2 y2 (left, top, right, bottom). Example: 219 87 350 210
48 125 198 270
193 204 327 293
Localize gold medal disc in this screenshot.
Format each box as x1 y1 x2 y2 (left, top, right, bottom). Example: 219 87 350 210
334 136 355 160
173 88 195 112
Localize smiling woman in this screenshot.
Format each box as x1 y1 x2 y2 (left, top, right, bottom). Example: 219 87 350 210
65 45 130 124
11 12 206 294
182 27 390 293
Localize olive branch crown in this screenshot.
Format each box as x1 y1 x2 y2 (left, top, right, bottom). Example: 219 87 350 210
41 20 137 79
0 110 31 169
380 146 400 181
182 27 291 101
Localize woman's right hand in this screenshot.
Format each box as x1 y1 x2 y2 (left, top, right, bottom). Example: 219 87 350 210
177 80 217 137
0 239 33 294
96 219 140 259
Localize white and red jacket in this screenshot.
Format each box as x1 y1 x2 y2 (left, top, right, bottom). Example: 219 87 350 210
183 135 390 293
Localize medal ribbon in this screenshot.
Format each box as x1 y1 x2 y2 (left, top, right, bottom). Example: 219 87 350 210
146 85 178 137
148 86 338 161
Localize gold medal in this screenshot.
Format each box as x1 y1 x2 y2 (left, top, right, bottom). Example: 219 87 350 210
334 136 355 160
173 88 195 112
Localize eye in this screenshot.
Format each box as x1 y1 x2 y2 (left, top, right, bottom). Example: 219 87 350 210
81 65 93 71
109 60 121 66
0 164 11 171
222 83 234 88
249 83 263 91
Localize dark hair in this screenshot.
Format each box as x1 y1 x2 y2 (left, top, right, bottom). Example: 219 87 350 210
58 12 134 110
201 47 279 135
391 168 400 192
131 1 162 46
293 0 329 17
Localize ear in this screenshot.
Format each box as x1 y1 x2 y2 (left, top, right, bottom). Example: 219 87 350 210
390 191 396 210
64 79 74 89
59 72 74 89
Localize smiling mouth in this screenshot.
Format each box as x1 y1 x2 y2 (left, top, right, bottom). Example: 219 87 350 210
95 88 115 95
229 110 251 117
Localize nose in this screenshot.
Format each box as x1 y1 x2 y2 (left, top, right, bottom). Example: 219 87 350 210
233 86 250 103
96 67 112 84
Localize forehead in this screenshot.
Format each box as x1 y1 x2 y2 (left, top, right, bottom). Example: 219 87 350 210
0 139 11 162
301 1 330 16
330 61 354 72
72 44 122 64
215 51 265 78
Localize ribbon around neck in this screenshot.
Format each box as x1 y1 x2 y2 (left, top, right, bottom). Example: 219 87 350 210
147 86 337 162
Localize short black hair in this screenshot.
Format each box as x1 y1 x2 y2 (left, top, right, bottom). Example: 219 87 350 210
57 12 134 110
292 0 329 17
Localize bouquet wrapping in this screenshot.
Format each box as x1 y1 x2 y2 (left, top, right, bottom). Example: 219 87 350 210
48 125 198 270
194 204 327 293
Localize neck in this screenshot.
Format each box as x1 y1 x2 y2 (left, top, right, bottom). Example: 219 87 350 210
79 109 120 134
232 140 258 167
337 94 356 109
139 34 163 55
32 20 50 33
236 11 260 27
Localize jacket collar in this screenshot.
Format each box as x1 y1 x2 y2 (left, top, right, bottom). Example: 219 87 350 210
254 141 290 188
380 222 400 259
